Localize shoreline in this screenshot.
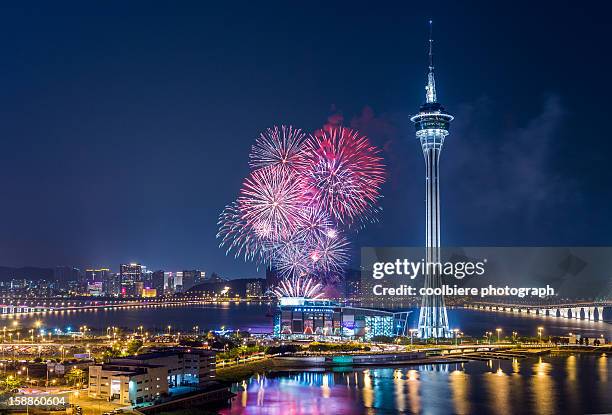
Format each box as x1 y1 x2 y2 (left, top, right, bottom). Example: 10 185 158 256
215 346 611 383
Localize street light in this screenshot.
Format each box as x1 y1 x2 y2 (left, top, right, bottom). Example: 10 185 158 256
46 367 54 386
496 328 502 343
453 329 460 345
512 331 517 342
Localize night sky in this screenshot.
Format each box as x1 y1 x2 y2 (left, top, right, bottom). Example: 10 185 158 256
0 2 610 277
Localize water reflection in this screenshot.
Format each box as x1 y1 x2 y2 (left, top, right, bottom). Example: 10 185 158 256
531 357 555 414
450 370 470 414
223 356 612 415
484 363 510 414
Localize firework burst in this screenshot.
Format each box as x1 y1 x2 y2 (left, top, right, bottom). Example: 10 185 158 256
309 231 350 276
238 166 304 241
249 125 307 171
217 202 271 263
273 275 324 299
217 124 385 298
302 126 385 224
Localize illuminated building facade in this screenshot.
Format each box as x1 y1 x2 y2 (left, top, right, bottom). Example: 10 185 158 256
274 297 396 341
120 263 143 297
410 22 452 338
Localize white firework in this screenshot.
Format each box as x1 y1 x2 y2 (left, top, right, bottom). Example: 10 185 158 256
273 275 324 299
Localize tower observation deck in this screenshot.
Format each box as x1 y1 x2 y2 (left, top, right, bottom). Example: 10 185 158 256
410 21 453 338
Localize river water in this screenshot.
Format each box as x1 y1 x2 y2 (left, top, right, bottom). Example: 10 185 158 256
4 303 610 339
221 354 610 414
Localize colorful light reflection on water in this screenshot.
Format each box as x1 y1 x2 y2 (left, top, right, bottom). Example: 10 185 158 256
221 354 611 415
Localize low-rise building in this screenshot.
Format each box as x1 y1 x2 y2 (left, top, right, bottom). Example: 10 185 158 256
88 363 167 405
88 348 216 405
110 348 216 387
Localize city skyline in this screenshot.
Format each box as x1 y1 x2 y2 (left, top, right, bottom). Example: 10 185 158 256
0 2 610 276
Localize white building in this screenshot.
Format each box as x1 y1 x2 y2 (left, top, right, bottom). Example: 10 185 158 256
88 363 167 405
88 348 216 405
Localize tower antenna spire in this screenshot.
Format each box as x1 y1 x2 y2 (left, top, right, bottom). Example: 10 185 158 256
425 19 437 103
428 19 434 72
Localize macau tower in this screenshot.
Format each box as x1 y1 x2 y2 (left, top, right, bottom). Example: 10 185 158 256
410 21 453 338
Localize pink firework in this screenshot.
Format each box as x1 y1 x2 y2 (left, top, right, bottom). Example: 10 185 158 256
302 126 385 224
249 125 307 171
271 227 349 282
238 166 305 241
309 231 350 277
294 206 334 245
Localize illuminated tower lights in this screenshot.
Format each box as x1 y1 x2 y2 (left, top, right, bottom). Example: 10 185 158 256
410 21 453 338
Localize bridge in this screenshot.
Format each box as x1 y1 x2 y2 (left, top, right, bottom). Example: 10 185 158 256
0 295 250 316
464 301 611 321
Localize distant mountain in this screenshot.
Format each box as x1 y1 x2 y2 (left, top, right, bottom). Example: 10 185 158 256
0 266 54 281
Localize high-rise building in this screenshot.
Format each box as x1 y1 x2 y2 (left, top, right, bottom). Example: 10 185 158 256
120 263 143 297
163 272 175 294
85 268 112 294
181 270 205 292
410 21 452 338
54 266 80 291
151 270 165 296
174 271 183 292
265 267 278 292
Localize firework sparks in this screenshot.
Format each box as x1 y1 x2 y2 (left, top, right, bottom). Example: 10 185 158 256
249 125 307 171
273 275 324 299
216 202 272 263
239 166 304 241
302 126 385 224
310 231 350 275
217 124 385 298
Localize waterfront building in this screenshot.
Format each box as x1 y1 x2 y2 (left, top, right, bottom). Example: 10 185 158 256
85 268 112 294
273 297 399 341
174 271 184 292
164 272 175 294
181 270 205 291
246 280 263 297
54 266 80 291
120 263 143 297
87 281 104 296
188 278 265 298
151 270 165 295
110 348 216 387
265 267 278 291
88 362 168 405
410 22 452 338
135 281 144 297
142 287 157 297
88 348 216 405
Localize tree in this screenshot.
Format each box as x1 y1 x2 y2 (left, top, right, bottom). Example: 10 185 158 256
65 368 84 386
126 339 143 355
0 375 20 392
